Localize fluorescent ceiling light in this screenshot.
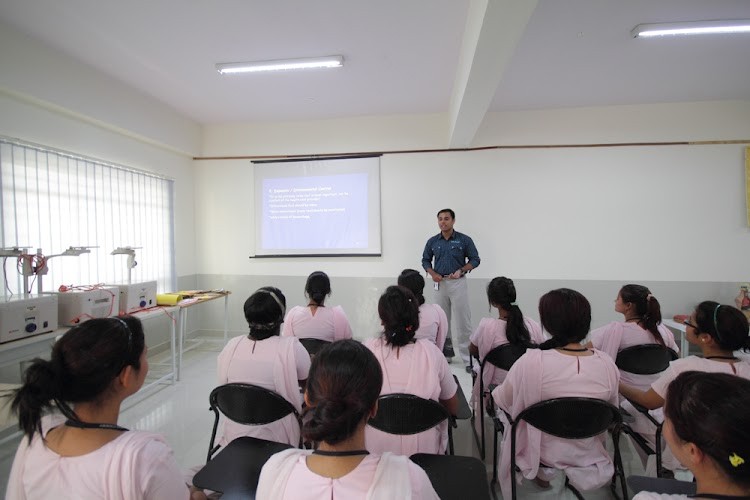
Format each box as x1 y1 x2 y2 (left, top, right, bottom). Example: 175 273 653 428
632 19 750 38
216 56 343 74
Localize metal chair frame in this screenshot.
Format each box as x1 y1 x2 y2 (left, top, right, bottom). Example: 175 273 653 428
474 343 527 460
615 344 678 477
367 392 456 455
298 337 331 357
207 382 302 462
508 397 628 500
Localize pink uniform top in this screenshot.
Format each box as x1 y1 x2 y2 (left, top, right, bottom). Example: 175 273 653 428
469 316 545 405
589 321 679 390
492 348 620 500
363 338 458 456
651 355 750 398
414 303 448 351
6 415 189 500
282 305 353 342
217 335 311 447
257 450 439 500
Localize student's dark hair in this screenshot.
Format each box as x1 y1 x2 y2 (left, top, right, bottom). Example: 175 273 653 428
378 285 420 347
619 284 665 346
538 288 591 350
694 301 750 351
437 208 455 219
665 371 750 487
397 269 425 305
302 340 383 445
305 271 331 306
487 277 535 348
11 316 145 441
244 286 286 340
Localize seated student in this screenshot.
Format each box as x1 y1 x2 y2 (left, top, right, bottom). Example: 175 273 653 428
491 288 620 499
282 271 353 343
588 285 678 466
364 286 458 456
397 269 448 350
6 317 205 500
619 301 750 472
217 287 311 447
468 277 545 421
633 371 750 499
257 340 439 500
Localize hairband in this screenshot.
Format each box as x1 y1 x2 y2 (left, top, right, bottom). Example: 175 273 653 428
510 302 517 306
713 304 722 336
646 294 654 301
257 289 286 317
729 452 745 468
248 321 281 331
114 317 133 351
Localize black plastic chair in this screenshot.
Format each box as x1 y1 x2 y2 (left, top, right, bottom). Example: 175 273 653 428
508 397 627 500
474 343 527 460
411 453 492 500
615 344 678 477
207 383 302 461
298 338 331 357
367 393 456 455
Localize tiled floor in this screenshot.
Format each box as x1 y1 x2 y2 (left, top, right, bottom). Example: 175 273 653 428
0 343 655 498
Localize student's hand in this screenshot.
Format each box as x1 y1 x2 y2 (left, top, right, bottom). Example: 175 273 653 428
189 485 208 500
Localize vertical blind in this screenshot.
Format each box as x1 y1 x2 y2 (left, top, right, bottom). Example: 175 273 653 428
0 138 175 296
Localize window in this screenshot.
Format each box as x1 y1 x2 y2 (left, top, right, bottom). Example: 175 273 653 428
0 138 175 296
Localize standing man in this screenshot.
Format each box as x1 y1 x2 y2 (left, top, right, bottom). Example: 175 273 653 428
422 208 480 372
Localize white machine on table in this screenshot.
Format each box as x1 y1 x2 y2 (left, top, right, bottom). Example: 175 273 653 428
0 295 58 343
110 281 158 315
50 286 120 326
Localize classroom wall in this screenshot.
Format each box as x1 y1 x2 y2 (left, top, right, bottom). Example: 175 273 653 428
0 21 201 360
195 101 750 339
0 19 200 280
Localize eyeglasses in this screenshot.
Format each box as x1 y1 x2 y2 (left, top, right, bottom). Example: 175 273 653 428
683 319 698 330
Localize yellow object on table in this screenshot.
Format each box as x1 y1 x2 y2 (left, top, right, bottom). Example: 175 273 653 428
157 293 184 306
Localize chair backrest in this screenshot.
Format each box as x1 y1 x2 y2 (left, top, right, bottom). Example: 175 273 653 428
514 397 621 439
482 343 527 372
615 344 678 375
210 382 299 425
368 393 450 435
298 338 331 357
207 382 303 461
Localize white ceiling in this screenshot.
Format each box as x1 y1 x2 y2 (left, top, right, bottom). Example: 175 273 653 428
1 0 749 134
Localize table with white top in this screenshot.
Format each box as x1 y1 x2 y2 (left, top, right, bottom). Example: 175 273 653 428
173 290 231 381
661 318 688 358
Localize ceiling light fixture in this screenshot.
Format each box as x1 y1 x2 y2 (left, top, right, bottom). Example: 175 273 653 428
632 19 750 38
216 56 344 75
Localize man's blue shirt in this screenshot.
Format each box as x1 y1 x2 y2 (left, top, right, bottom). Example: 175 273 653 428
422 230 480 275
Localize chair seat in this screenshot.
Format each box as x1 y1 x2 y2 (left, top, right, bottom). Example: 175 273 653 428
193 436 292 498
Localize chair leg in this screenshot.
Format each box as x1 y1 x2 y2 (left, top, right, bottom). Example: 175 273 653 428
448 424 455 455
479 386 486 460
207 409 220 463
564 476 585 500
492 423 499 485
610 427 628 500
656 423 665 478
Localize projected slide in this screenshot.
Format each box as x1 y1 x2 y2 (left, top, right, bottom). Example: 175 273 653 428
253 156 381 256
